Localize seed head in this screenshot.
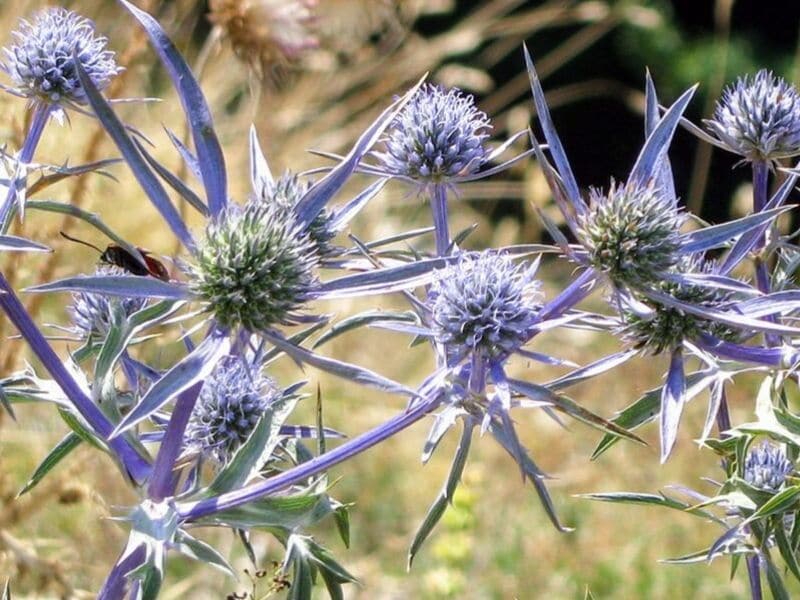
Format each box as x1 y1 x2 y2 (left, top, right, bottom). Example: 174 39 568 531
578 182 683 287
619 259 738 355
208 0 318 77
707 70 800 161
1 8 121 106
375 84 491 183
744 441 793 492
254 171 337 257
185 356 283 464
69 266 146 339
189 200 319 331
428 252 542 359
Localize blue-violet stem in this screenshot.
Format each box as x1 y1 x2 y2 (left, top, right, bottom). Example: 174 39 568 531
97 543 147 600
178 390 443 521
0 272 151 482
430 183 451 256
148 381 203 501
0 105 51 231
747 554 763 600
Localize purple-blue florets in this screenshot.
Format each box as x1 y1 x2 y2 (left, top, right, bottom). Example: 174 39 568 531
185 356 283 464
375 84 491 183
69 266 147 339
707 70 800 161
744 441 794 492
428 251 542 359
1 8 121 106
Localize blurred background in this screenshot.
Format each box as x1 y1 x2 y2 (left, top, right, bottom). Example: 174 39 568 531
2 0 800 597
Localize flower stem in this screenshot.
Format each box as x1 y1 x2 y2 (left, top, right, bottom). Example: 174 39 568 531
178 390 443 521
0 104 51 232
751 160 779 346
97 543 147 600
0 272 151 483
746 555 763 600
430 184 451 257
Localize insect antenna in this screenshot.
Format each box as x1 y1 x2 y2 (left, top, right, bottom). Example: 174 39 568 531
59 231 105 254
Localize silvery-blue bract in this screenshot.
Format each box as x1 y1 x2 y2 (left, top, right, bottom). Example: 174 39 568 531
1 8 120 107
428 251 541 359
374 84 491 183
707 69 800 161
185 356 284 464
744 441 794 492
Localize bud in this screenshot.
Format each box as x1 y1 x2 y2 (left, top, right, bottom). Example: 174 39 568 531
744 441 793 492
69 266 147 339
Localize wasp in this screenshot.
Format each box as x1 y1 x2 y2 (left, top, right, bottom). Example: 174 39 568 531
60 232 170 281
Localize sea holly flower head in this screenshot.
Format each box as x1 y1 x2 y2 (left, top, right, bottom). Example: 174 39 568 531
374 84 491 184
578 181 684 287
1 8 121 108
188 199 319 331
185 355 284 464
707 69 800 161
744 441 793 492
428 251 542 360
254 170 337 257
69 266 147 339
618 258 739 355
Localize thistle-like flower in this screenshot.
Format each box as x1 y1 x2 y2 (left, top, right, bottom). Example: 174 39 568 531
428 251 542 360
185 356 284 463
374 84 491 184
69 266 147 339
189 199 319 331
578 182 684 287
706 70 800 161
208 0 318 76
1 8 121 107
254 171 337 257
744 441 793 492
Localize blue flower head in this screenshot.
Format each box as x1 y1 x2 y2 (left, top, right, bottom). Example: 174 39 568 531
578 182 684 287
254 170 337 257
707 70 800 161
428 251 542 359
374 84 491 183
69 266 146 339
189 200 319 331
185 356 284 464
744 441 793 492
1 8 121 107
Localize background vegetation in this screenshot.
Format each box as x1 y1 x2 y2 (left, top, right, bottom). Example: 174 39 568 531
2 0 800 597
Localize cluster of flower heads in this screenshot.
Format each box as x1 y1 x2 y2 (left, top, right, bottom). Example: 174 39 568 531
744 441 794 492
189 199 319 331
0 7 120 107
427 251 542 360
253 170 337 257
70 266 147 339
707 69 800 161
375 84 491 184
185 356 285 464
578 182 684 287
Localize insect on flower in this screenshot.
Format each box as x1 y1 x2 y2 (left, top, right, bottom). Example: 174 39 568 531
59 232 170 281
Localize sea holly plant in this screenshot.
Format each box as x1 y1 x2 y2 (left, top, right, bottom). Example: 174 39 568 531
4 3 800 599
